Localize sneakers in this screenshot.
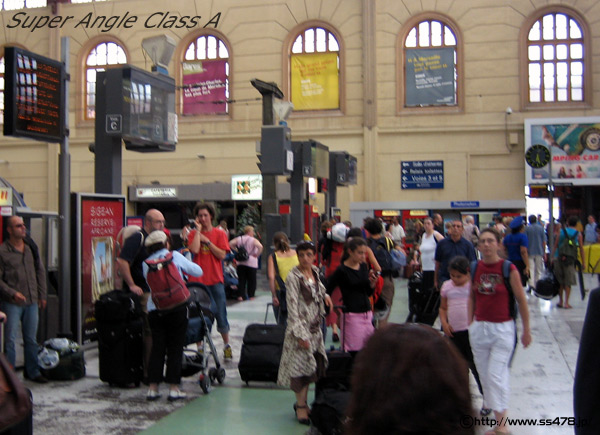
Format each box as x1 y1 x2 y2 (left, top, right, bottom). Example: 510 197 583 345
146 390 161 401
223 344 233 360
167 389 187 402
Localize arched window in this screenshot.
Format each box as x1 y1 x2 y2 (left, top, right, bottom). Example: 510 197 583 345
523 8 589 107
288 25 341 111
181 33 230 115
400 16 460 110
1 0 46 10
84 41 127 119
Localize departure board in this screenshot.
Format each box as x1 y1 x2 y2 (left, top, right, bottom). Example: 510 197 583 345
3 46 64 143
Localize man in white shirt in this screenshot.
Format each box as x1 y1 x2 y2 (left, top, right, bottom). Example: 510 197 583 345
390 216 405 245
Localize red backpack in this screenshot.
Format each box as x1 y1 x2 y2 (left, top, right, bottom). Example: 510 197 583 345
144 252 190 310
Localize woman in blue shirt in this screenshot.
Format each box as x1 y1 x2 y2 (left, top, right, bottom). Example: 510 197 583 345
502 216 529 287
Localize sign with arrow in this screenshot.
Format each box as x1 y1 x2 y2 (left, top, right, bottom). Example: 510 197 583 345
401 160 444 189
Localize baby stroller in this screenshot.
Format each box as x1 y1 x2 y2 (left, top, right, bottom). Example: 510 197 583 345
181 282 226 394
405 271 439 326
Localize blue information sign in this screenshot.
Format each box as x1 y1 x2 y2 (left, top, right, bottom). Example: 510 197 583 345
401 160 444 189
451 201 480 208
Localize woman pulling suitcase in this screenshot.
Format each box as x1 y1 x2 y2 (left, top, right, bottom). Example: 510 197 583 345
277 242 333 425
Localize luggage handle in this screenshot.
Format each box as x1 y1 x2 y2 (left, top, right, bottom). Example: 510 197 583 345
265 302 280 324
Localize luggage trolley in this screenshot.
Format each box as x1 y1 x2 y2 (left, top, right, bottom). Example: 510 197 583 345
182 282 226 394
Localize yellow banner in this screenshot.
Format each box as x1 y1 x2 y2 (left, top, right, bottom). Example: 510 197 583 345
291 52 339 111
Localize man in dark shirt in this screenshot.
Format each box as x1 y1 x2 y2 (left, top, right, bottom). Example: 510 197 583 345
434 219 477 288
0 216 47 383
116 208 166 381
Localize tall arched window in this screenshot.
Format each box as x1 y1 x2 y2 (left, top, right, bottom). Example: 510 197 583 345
181 33 230 115
84 41 127 119
399 16 460 110
288 25 341 111
522 8 590 107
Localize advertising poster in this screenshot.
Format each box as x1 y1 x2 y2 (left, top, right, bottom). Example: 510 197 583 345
405 47 455 107
76 194 126 344
182 59 228 114
231 174 263 201
290 52 339 110
525 117 600 186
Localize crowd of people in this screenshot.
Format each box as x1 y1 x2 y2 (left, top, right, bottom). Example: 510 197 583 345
2 207 599 433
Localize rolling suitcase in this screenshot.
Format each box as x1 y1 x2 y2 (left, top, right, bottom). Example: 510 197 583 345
95 290 144 387
238 304 285 384
97 318 144 387
312 308 353 435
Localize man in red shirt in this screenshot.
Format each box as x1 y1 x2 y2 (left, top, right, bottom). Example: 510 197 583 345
188 203 232 359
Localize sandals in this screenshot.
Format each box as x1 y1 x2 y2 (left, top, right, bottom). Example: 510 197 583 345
294 403 311 425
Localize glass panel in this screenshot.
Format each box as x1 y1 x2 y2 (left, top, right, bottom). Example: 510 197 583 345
405 28 417 48
86 69 97 82
529 21 541 41
4 0 25 10
528 45 541 61
185 44 195 60
0 57 4 73
197 36 206 60
544 89 555 102
529 63 541 87
556 62 568 87
556 44 567 60
557 88 567 101
569 19 582 39
305 28 315 53
418 21 430 47
431 21 442 46
555 14 567 39
219 41 229 58
292 36 303 53
26 0 46 7
543 45 554 60
316 28 327 52
571 61 583 75
530 90 541 102
107 43 119 64
444 26 456 45
571 88 583 101
207 36 217 59
570 44 583 59
542 14 554 40
571 74 582 88
328 33 339 51
543 63 555 91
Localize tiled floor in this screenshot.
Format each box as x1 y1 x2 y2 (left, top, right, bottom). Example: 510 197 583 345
18 272 594 434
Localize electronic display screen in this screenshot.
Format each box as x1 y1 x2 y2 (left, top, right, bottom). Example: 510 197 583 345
3 46 64 142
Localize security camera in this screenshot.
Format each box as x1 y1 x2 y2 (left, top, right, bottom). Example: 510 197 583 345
505 107 513 115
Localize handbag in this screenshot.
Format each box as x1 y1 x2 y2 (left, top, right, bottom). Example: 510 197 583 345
0 353 33 431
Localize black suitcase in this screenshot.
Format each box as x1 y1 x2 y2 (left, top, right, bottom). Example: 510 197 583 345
41 349 86 381
97 318 144 387
95 290 142 324
238 304 285 384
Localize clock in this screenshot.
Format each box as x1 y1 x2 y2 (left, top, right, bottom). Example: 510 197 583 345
526 144 551 169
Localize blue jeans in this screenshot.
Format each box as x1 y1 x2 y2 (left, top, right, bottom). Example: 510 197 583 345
206 283 230 334
2 302 41 378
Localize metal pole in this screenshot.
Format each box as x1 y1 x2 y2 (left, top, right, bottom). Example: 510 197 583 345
59 37 72 337
548 147 554 253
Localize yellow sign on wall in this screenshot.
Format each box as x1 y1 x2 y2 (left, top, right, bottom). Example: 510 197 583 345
0 188 12 206
291 52 339 111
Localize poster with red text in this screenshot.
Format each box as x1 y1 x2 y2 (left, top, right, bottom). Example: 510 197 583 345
76 194 125 344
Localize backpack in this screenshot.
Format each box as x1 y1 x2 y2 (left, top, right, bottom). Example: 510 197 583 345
368 237 394 273
144 252 190 310
558 228 579 266
234 236 250 262
116 225 144 257
471 260 517 320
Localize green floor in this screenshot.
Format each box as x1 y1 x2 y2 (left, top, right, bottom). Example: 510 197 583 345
142 278 411 435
